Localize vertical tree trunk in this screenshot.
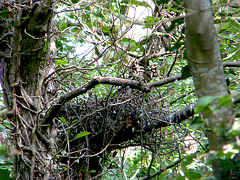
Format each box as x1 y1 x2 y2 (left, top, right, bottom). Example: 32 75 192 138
1 1 53 179
185 0 240 179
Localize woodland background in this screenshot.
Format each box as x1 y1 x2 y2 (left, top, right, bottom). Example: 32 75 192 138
0 0 240 179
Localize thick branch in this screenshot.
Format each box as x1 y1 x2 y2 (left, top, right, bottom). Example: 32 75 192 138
42 77 150 125
111 103 196 146
43 61 240 126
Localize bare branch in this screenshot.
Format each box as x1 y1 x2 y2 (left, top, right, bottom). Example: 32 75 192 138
223 61 240 67
142 158 183 180
148 74 182 88
42 77 150 125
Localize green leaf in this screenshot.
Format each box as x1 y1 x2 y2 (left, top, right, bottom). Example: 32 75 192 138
67 13 75 19
195 96 217 114
217 143 240 160
0 169 10 180
181 154 196 169
229 120 240 136
89 169 96 174
71 0 80 4
189 116 203 128
70 26 79 33
152 32 167 36
101 25 111 34
181 154 202 179
56 59 68 65
115 51 125 61
59 22 68 30
71 131 91 141
71 119 78 125
156 0 170 5
227 18 240 32
0 10 9 18
58 117 68 126
185 171 201 180
21 16 30 20
122 37 136 43
209 104 217 112
121 38 142 51
129 0 151 7
218 95 232 107
177 177 186 180
144 16 158 24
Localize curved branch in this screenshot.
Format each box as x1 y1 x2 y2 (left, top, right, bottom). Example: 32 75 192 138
42 77 150 125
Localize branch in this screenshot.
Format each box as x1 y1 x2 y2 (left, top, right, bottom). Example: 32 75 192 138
223 61 240 67
111 103 196 146
143 103 196 131
148 74 182 88
168 102 196 124
148 60 240 88
42 77 150 125
42 60 240 126
142 158 183 180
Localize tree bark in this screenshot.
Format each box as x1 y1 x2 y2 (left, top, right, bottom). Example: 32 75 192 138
1 0 53 179
185 0 239 179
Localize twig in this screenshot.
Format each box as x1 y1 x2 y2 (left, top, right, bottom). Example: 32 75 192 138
170 90 195 105
166 50 178 77
142 158 183 180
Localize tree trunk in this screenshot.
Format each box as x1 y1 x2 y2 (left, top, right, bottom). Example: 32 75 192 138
185 0 240 179
1 0 53 179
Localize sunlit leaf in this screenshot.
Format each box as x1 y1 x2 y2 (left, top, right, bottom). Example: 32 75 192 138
59 22 68 30
58 117 68 125
229 120 240 136
129 0 151 7
56 59 68 65
144 16 158 24
71 131 91 141
89 169 96 174
101 25 111 34
218 94 232 107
